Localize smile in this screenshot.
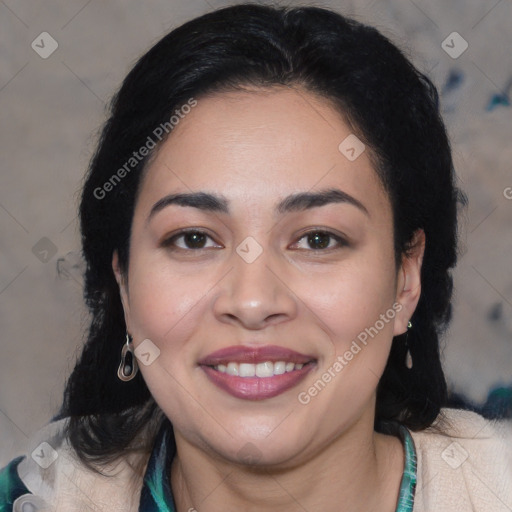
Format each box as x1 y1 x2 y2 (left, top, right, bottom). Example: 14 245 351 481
198 345 316 400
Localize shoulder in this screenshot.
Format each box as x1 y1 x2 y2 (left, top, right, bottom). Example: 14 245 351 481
410 407 512 512
0 418 148 511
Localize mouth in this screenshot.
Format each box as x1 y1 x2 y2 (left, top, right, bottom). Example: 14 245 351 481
198 345 317 400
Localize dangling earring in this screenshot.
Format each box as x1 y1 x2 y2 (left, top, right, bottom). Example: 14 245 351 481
405 321 413 369
117 333 139 381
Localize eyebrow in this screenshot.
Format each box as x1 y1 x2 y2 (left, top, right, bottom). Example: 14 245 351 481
147 188 369 223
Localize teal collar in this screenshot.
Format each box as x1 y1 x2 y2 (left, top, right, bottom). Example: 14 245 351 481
139 418 177 511
140 421 417 512
395 425 417 512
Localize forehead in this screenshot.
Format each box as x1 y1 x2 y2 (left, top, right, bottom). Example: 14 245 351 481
135 86 390 218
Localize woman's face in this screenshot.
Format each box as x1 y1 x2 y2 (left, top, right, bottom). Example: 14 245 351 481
113 86 423 467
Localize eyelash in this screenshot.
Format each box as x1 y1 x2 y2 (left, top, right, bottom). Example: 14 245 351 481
160 228 349 253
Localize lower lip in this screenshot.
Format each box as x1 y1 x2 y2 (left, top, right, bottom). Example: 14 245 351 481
200 364 315 400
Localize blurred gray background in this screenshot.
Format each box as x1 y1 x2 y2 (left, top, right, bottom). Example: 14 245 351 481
1 0 511 465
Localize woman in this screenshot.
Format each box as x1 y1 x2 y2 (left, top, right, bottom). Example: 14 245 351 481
1 3 510 511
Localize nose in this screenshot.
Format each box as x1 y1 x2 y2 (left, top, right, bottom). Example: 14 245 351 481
212 243 298 330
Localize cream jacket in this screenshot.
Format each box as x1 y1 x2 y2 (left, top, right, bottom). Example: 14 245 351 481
1 408 511 511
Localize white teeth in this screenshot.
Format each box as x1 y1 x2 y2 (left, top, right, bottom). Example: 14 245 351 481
213 361 307 377
273 361 286 375
239 363 256 377
256 361 273 377
226 362 239 376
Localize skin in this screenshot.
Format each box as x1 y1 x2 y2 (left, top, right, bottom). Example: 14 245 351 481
112 86 425 512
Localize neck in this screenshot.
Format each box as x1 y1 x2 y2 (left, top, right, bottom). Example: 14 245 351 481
170 412 404 512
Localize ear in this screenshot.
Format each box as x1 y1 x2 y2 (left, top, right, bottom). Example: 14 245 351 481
112 250 131 330
393 229 425 336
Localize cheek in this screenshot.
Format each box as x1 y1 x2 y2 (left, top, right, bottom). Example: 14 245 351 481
299 258 398 402
304 257 397 339
294 261 398 427
125 263 209 415
125 258 208 351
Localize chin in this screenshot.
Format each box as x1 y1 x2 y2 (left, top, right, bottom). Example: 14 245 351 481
215 422 310 467
227 439 306 468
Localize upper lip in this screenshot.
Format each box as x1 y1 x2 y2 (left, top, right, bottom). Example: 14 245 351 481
198 345 316 366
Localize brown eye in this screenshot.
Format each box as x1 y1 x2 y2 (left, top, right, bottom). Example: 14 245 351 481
293 230 348 251
181 232 207 249
307 232 330 249
161 230 221 251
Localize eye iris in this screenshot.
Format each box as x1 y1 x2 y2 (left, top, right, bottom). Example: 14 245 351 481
185 232 206 248
308 232 330 249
